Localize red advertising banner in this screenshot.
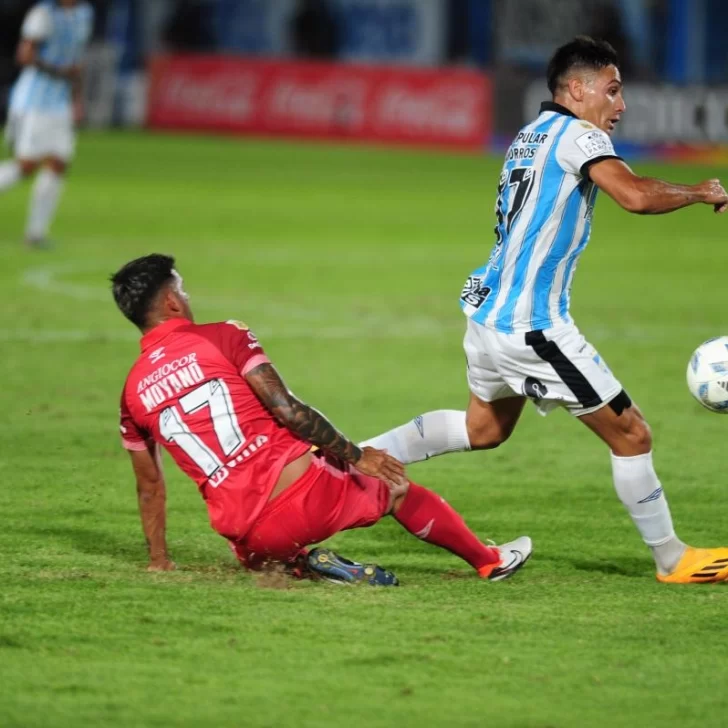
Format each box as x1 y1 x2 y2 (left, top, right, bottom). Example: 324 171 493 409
147 56 491 151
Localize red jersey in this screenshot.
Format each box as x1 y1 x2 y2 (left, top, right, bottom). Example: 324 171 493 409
119 318 310 540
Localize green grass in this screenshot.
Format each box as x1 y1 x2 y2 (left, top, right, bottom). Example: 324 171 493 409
1 132 728 728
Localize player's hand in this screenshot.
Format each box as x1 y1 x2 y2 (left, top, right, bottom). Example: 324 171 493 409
355 446 407 488
147 558 176 572
699 179 728 213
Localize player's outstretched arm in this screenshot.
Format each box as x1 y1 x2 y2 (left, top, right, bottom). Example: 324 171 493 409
589 158 728 215
128 443 174 572
245 363 406 485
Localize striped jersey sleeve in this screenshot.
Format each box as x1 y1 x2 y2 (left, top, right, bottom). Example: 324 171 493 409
555 121 621 179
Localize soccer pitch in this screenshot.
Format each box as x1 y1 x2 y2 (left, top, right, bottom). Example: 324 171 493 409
1 132 727 727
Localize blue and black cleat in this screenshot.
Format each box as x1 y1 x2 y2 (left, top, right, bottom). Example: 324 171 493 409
307 548 399 587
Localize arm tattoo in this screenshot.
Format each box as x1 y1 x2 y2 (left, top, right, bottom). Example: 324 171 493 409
246 364 362 464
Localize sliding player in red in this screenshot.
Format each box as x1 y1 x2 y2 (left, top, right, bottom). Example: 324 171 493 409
112 254 532 585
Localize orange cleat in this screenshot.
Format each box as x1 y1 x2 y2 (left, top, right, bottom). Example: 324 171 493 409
657 547 728 583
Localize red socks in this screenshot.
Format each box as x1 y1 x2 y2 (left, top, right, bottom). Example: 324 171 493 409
394 483 500 574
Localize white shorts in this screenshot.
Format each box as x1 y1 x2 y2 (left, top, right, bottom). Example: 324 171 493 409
463 318 623 417
5 112 75 161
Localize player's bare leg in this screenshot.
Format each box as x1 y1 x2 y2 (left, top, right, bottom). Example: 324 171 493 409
579 398 728 582
465 393 526 450
25 157 67 249
359 394 525 464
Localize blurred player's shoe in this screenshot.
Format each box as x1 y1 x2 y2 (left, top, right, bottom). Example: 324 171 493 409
656 546 728 583
307 548 399 586
479 536 532 581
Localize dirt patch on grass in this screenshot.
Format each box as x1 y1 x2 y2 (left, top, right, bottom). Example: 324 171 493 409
252 563 294 590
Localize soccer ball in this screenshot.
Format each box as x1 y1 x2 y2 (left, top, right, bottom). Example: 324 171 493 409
687 337 728 413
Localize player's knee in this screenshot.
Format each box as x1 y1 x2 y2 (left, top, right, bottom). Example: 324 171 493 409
46 159 68 176
614 409 653 455
466 418 514 450
627 418 652 453
18 160 37 177
389 480 410 514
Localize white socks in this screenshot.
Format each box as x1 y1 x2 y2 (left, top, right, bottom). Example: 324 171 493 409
611 451 686 575
360 410 471 464
0 160 22 192
26 168 64 242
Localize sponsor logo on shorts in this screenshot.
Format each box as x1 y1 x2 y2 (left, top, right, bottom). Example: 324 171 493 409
523 377 548 400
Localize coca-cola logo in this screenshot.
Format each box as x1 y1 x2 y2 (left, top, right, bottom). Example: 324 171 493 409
149 58 489 149
375 83 481 137
265 77 367 129
161 72 259 121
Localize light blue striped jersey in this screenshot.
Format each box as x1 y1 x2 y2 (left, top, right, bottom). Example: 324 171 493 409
460 102 620 333
9 2 94 116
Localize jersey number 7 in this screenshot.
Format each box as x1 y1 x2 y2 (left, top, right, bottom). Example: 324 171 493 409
494 167 535 246
159 379 244 479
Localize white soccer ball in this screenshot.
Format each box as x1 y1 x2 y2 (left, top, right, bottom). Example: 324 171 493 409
687 337 728 413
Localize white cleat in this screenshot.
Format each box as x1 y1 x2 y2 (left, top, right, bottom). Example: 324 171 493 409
486 536 533 582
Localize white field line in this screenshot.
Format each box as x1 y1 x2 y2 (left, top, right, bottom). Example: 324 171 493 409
18 263 454 340
0 329 136 343
17 263 719 345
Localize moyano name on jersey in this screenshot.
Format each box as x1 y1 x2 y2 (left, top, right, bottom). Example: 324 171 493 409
119 318 313 539
460 102 620 334
137 353 206 412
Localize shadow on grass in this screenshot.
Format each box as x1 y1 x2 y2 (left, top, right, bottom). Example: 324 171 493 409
24 523 655 581
24 524 140 561
569 557 650 578
25 523 247 577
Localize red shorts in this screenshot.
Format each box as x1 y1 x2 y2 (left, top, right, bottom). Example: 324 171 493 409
231 453 390 569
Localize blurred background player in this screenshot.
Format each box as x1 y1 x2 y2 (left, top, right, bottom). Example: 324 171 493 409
111 254 532 585
361 36 728 585
0 0 94 249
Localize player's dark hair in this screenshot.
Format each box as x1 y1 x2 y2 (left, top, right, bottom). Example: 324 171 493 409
111 254 177 328
547 36 619 95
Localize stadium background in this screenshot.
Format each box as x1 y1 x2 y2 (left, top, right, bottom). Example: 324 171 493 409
2 0 728 156
1 2 728 727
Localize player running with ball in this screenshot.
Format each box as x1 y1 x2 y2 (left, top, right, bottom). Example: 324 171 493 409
362 37 728 584
112 254 531 586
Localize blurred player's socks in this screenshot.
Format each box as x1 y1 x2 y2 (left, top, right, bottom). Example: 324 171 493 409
394 483 499 573
26 168 64 243
611 451 686 575
360 410 470 464
0 160 21 191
